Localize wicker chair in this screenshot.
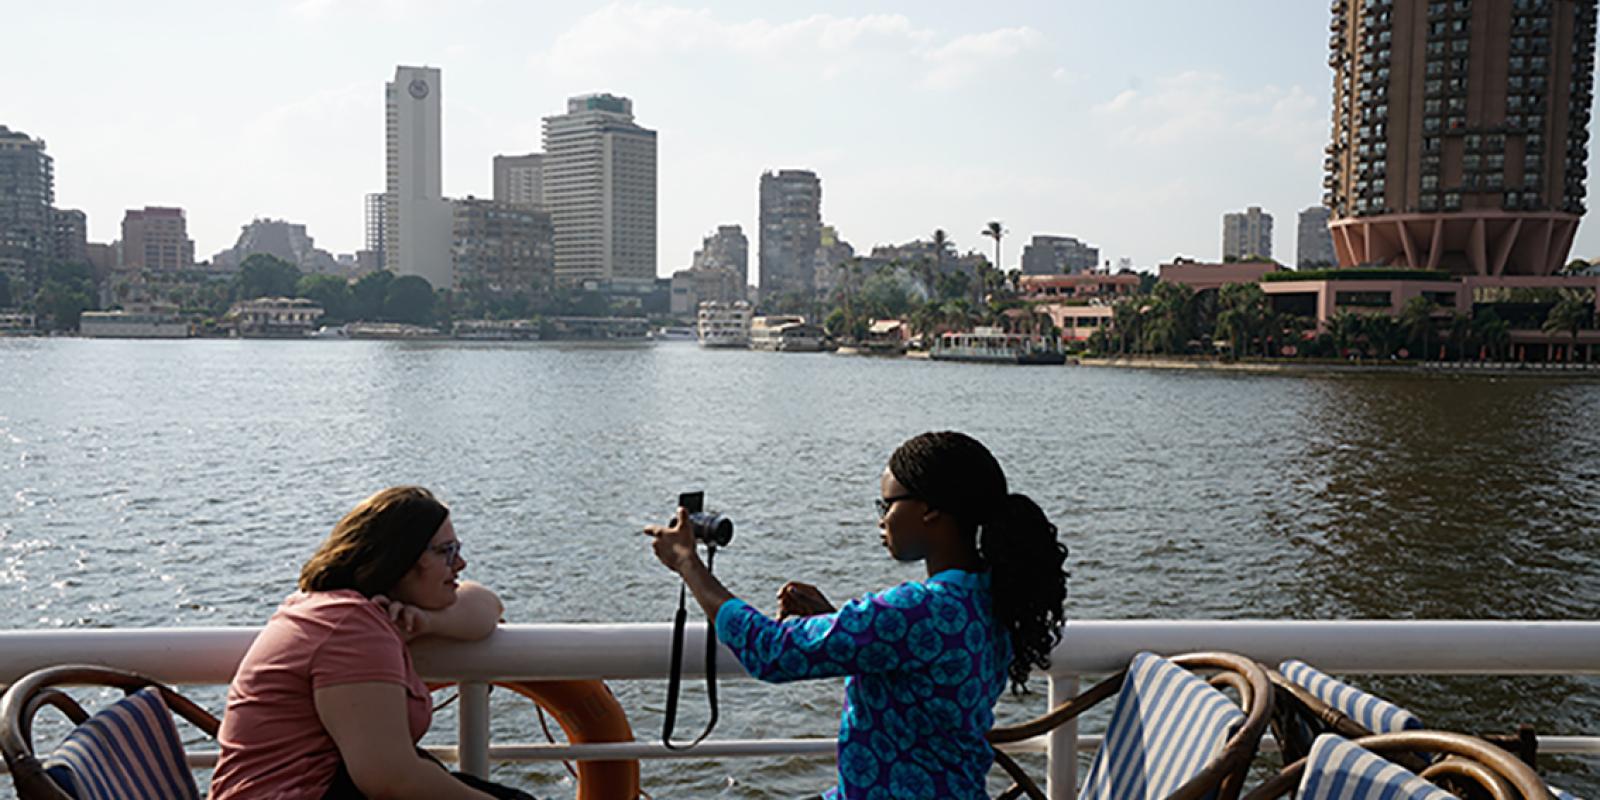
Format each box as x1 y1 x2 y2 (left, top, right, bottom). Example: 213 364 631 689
1242 731 1555 800
1269 660 1541 773
0 665 219 800
986 651 1275 800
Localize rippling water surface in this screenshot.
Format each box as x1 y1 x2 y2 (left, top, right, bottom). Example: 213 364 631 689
1 339 1596 797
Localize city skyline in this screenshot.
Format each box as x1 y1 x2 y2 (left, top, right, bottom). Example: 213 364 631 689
7 1 1600 276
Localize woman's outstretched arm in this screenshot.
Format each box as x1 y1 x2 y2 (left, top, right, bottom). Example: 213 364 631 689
644 507 734 619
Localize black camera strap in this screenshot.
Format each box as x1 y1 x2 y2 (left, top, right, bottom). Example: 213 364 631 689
662 545 718 750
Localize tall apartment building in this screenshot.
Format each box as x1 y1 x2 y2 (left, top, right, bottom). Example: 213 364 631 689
217 218 338 274
690 224 749 286
121 207 195 271
451 197 554 298
0 126 54 274
1020 234 1101 275
50 208 87 266
1222 206 1274 261
758 169 821 299
384 65 453 288
364 192 387 270
1296 206 1337 268
541 94 657 289
1326 0 1596 274
493 153 544 207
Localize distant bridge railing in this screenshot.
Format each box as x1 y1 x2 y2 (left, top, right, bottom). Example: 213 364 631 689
1 620 1597 800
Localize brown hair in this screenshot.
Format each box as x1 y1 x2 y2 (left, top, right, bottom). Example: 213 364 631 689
298 486 450 598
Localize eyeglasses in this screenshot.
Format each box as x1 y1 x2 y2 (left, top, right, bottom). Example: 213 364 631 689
875 494 916 520
429 540 462 564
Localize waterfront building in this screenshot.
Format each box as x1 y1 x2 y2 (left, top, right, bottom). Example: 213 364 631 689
691 224 749 286
1222 207 1273 261
1297 206 1337 268
50 208 87 267
85 242 116 276
384 65 453 289
1020 235 1100 275
1326 0 1596 274
811 225 855 295
227 297 325 338
1158 259 1281 293
669 267 744 316
0 126 54 275
1018 272 1141 301
541 94 657 290
450 197 554 299
1033 303 1116 344
120 207 195 272
364 192 387 271
214 218 339 274
759 169 821 300
493 153 544 207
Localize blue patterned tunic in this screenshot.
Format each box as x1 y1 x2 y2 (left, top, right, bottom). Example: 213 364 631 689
714 569 1011 799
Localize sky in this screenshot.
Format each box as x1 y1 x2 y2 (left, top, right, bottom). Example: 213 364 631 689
5 0 1600 276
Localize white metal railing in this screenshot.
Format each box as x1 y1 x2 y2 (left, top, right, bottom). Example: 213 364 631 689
1 620 1597 800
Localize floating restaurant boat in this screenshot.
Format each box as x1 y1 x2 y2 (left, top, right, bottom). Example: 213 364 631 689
78 308 192 339
697 300 751 349
750 315 825 352
931 326 1066 365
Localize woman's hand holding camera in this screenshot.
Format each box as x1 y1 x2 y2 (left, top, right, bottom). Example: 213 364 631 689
644 507 702 575
777 582 836 619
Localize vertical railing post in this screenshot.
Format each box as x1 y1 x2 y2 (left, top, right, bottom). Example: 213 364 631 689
458 681 491 778
1046 675 1079 800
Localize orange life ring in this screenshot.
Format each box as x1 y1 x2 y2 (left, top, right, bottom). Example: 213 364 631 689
496 680 641 800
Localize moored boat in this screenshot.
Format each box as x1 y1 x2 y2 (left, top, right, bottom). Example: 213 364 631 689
931 326 1066 365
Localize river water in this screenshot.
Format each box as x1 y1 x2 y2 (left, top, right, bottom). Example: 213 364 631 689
1 338 1596 797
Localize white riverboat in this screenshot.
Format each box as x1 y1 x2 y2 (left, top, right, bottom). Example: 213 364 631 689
750 315 825 352
697 300 752 349
931 326 1066 365
649 325 697 342
79 308 192 339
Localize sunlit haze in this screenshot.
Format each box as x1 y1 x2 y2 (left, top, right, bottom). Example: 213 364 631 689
8 0 1600 271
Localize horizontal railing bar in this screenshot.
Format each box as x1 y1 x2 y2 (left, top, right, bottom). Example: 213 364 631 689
1 620 1595 685
4 734 1597 775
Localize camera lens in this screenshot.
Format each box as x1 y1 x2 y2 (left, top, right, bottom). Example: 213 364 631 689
689 512 734 547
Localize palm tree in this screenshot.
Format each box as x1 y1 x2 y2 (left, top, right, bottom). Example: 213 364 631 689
1328 310 1363 358
1112 297 1144 355
1542 291 1591 362
931 228 951 279
1399 296 1436 361
979 221 1006 307
1447 311 1473 361
1473 309 1511 361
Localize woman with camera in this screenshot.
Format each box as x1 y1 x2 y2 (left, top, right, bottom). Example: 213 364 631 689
209 486 534 800
645 431 1069 800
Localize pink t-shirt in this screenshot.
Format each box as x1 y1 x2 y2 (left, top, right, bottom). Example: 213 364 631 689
208 590 433 800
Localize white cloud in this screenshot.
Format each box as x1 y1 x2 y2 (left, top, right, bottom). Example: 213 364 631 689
537 4 1038 90
1090 71 1324 151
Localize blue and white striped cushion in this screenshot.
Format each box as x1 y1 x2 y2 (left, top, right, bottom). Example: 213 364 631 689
1078 651 1246 800
1298 735 1454 800
1281 659 1423 734
40 687 200 800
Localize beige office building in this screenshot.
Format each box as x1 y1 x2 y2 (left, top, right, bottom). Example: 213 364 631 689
120 207 194 272
384 65 453 289
541 94 657 290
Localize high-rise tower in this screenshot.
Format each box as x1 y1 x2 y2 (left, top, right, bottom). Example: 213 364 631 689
1326 0 1596 274
384 65 452 288
758 169 821 300
541 94 657 289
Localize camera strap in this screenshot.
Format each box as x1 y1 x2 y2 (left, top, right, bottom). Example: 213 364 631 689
662 545 718 750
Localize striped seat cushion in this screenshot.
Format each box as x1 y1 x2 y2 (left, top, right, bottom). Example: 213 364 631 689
1078 651 1246 800
1298 735 1454 800
40 687 200 800
1281 659 1423 734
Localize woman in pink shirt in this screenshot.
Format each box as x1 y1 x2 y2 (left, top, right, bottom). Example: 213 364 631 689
209 486 531 800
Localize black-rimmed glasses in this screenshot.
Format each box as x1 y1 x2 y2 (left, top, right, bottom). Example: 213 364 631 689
875 494 916 520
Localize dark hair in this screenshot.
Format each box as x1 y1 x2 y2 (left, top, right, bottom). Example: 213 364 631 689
889 431 1068 693
298 486 449 598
